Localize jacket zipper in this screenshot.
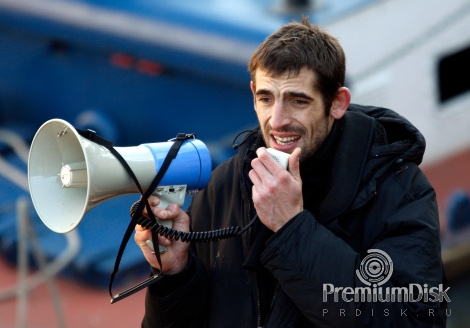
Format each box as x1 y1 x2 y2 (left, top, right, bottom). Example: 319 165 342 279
255 277 262 327
259 284 280 328
240 150 254 239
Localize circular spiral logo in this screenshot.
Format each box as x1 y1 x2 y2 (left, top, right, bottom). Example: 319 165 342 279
356 249 393 287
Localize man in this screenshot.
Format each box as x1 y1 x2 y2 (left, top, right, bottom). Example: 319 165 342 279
134 17 447 327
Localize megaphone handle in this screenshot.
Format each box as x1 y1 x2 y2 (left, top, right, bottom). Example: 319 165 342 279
151 185 187 252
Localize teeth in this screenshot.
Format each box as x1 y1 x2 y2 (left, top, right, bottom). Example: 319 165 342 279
274 136 299 145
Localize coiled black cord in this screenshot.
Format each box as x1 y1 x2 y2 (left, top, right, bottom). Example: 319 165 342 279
131 200 257 243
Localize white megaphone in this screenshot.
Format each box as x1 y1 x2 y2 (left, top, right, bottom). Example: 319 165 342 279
27 119 212 236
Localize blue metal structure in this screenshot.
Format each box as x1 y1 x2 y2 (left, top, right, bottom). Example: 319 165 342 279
0 0 381 287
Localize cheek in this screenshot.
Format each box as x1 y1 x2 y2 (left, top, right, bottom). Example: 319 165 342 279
312 119 329 140
255 109 270 126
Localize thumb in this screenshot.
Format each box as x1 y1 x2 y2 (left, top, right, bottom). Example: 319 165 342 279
288 148 301 180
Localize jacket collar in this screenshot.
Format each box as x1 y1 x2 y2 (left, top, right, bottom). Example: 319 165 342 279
318 110 375 224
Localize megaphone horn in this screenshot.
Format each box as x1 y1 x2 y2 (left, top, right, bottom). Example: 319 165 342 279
28 119 211 234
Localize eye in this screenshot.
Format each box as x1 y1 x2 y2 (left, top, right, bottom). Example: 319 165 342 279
293 99 310 106
258 96 272 104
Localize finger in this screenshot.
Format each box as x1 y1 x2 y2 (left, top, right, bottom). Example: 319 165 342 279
140 195 161 217
151 206 170 219
141 195 160 205
255 147 285 174
250 155 271 182
158 203 191 232
288 148 301 180
135 224 149 232
147 236 170 253
135 226 152 239
135 225 170 253
248 166 262 186
150 205 177 221
134 231 152 252
157 235 171 247
165 203 185 219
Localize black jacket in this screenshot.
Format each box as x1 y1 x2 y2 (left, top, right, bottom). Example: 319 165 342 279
142 104 447 327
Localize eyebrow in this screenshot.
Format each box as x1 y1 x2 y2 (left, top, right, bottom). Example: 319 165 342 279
286 91 314 101
255 89 272 96
255 89 314 101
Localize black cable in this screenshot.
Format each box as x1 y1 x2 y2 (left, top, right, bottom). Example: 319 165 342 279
131 200 258 243
232 129 260 149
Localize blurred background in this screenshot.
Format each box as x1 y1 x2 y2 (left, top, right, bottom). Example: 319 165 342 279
0 0 469 326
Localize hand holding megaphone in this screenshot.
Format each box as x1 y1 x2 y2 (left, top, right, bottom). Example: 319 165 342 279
135 196 191 274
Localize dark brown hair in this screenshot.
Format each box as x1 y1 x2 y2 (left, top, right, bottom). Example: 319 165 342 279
248 17 346 114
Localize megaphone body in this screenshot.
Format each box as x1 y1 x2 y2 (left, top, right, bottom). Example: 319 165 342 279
28 119 212 237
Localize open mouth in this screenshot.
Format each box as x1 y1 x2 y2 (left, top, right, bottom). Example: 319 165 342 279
273 135 300 145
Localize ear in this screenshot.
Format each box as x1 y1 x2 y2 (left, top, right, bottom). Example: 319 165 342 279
329 87 351 120
250 80 256 94
250 81 257 110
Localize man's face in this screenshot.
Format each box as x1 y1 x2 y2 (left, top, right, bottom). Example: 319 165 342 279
251 67 335 162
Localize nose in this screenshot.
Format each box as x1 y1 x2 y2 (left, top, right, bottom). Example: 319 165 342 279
270 102 291 130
